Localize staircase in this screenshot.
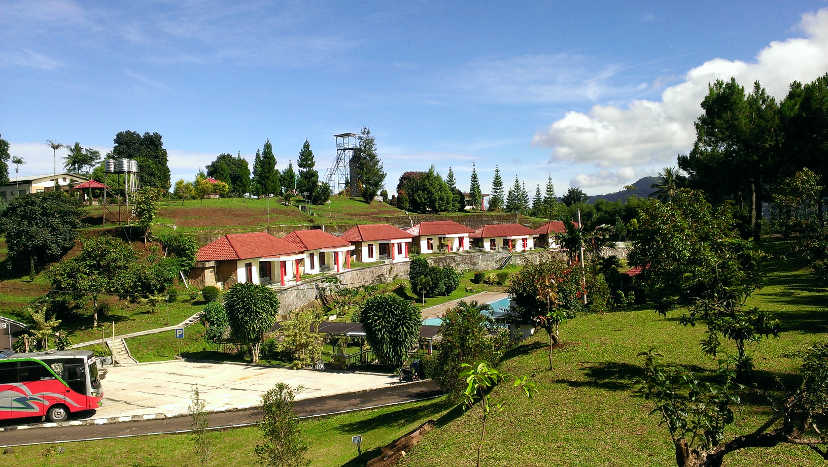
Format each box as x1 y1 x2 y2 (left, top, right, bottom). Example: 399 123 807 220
498 254 513 270
179 312 203 327
107 338 138 366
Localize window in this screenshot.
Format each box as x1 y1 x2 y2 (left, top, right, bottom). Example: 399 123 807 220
368 244 374 258
319 252 326 266
309 253 315 270
259 261 271 279
490 239 496 250
426 238 433 251
0 361 16 383
18 361 55 382
397 242 403 254
49 358 86 394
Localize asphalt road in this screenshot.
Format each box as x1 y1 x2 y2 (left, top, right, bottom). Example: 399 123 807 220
0 380 442 447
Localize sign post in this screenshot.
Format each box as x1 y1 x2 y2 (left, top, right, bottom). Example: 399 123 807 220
352 435 363 455
175 328 184 358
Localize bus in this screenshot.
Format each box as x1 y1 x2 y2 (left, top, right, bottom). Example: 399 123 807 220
0 350 104 422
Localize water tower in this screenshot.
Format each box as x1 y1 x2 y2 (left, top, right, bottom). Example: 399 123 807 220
326 133 359 196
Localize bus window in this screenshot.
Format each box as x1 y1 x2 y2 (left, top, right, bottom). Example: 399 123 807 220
49 358 87 395
18 361 55 382
0 361 15 383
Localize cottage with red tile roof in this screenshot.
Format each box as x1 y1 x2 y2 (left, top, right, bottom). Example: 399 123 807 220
406 220 474 254
470 223 537 252
534 220 579 249
340 224 414 263
282 229 355 274
192 232 305 288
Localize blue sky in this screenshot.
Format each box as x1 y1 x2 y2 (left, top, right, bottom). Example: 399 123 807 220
2 1 828 195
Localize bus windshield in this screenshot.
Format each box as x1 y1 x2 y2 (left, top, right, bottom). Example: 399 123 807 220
90 360 101 390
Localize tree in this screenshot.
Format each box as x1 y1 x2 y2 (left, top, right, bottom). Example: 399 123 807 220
111 131 171 190
640 343 828 467
255 383 308 466
770 167 823 255
296 140 319 198
353 127 386 202
489 166 504 211
402 166 454 213
63 142 101 175
310 183 331 205
28 303 61 350
0 191 84 275
461 362 537 467
250 149 265 197
409 257 460 298
0 133 9 185
277 308 324 369
559 220 583 264
629 189 777 377
46 139 64 177
157 231 199 273
280 162 296 198
188 386 211 466
445 166 464 212
519 181 530 214
132 187 161 243
360 294 420 368
531 185 543 216
505 175 522 213
652 167 681 201
202 301 229 345
562 186 587 206
468 163 482 210
48 236 136 327
11 155 23 188
435 301 507 400
174 179 195 200
206 152 250 196
224 282 279 363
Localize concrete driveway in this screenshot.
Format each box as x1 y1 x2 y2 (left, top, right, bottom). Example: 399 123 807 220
94 360 399 419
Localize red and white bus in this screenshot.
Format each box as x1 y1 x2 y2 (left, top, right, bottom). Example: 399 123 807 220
0 350 104 422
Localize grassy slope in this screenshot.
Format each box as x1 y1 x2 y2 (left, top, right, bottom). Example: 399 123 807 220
402 264 827 466
2 397 452 467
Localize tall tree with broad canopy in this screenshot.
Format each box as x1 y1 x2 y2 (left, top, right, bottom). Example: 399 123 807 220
206 152 250 196
360 294 420 368
111 130 171 190
296 139 319 197
64 142 101 175
489 166 504 211
353 127 386 202
0 133 9 184
224 283 280 363
403 166 454 213
562 186 587 206
0 191 84 276
468 163 482 210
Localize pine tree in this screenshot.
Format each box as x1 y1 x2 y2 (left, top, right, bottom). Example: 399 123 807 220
505 175 521 213
296 139 318 197
445 166 464 212
520 181 530 214
469 164 482 210
253 140 279 196
489 166 504 211
251 149 264 196
544 176 558 218
532 184 543 215
353 128 386 202
281 162 296 195
445 166 456 190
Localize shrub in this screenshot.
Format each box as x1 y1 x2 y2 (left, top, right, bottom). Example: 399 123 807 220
409 257 459 298
310 183 331 205
224 283 280 363
483 273 498 285
277 308 324 369
472 271 485 284
496 271 511 285
202 286 220 302
360 294 421 368
255 383 307 466
167 288 178 303
203 301 229 345
189 288 200 302
587 273 610 313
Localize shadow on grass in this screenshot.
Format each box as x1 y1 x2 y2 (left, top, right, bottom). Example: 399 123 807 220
334 398 450 435
498 341 545 364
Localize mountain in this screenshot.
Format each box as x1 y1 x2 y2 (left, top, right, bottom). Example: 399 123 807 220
587 176 661 203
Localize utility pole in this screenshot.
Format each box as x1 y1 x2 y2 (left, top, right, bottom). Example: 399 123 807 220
578 209 587 305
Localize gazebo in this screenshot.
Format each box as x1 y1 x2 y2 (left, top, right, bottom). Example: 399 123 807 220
73 179 109 204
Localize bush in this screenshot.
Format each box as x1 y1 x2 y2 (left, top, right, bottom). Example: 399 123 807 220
255 383 307 466
496 271 511 285
157 232 199 272
360 294 421 368
483 273 498 285
167 288 178 303
202 286 220 302
189 288 200 302
260 338 286 361
310 183 331 205
203 301 229 345
472 271 485 284
224 283 280 363
409 257 459 298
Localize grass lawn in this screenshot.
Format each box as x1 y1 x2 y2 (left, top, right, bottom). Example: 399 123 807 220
1 397 452 466
125 322 213 362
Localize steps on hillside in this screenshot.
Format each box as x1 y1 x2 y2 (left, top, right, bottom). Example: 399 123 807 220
107 338 138 366
179 312 203 328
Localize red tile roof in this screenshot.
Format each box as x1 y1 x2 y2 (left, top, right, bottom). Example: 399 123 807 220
341 224 414 242
406 220 474 236
196 232 303 261
470 223 536 239
534 220 579 235
73 180 109 189
283 229 352 251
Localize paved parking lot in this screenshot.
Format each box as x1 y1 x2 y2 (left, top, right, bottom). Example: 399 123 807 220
94 360 399 419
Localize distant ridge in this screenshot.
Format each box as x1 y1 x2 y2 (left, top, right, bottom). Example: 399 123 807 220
587 176 661 203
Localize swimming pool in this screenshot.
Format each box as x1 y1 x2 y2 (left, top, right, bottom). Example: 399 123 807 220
421 297 511 326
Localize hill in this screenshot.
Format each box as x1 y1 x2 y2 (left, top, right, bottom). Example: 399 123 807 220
587 176 660 203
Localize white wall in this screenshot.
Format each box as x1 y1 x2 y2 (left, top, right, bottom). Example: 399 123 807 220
481 236 535 252
236 259 260 285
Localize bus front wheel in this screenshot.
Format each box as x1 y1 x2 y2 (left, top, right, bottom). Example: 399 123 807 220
47 404 69 422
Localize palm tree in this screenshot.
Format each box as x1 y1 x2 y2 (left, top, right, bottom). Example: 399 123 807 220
47 139 64 177
11 156 23 189
652 167 679 201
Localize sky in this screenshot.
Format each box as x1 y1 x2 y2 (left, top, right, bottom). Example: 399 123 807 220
1 1 828 196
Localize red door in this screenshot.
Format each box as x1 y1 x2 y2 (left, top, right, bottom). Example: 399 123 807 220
522 238 527 250
280 261 286 286
245 262 253 283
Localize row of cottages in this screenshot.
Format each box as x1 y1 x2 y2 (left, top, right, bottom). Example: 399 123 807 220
471 223 537 252
406 221 474 253
341 224 414 263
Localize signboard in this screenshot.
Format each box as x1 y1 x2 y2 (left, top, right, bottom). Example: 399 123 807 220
175 328 184 339
351 435 362 445
0 322 6 329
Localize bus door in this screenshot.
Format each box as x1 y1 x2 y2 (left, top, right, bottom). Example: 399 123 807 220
0 360 15 419
48 358 91 409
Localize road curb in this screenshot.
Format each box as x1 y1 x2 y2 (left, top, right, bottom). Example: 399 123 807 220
0 413 168 432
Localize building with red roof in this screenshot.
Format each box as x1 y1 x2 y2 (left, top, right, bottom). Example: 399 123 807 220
340 224 414 264
470 223 537 252
406 220 474 254
192 232 305 288
534 220 579 249
282 229 355 274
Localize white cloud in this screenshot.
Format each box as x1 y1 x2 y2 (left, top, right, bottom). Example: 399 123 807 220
124 69 170 91
570 167 638 193
533 8 828 168
0 49 62 70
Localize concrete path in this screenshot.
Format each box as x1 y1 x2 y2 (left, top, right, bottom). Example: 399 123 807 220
69 311 203 349
92 360 401 419
419 291 508 320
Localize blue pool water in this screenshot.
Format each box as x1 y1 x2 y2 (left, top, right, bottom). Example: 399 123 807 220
422 297 511 326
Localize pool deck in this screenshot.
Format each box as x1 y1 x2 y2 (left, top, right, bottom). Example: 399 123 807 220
420 291 509 320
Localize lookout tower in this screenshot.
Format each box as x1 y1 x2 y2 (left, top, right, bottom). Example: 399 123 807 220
326 132 359 196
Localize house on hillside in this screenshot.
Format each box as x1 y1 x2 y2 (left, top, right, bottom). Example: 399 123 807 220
462 192 490 211
471 223 537 252
406 220 474 254
283 229 355 274
191 232 305 288
340 224 414 263
0 173 89 200
534 220 579 249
